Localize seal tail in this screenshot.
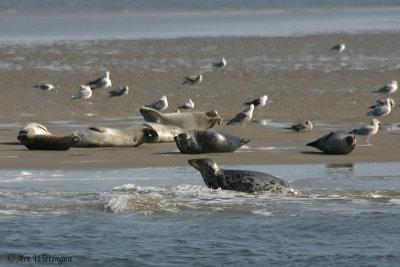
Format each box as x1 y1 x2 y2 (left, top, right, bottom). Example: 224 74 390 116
240 138 250 147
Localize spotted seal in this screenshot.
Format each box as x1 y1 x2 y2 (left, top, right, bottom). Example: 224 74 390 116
139 106 222 130
18 133 81 151
73 126 158 147
188 158 296 194
175 130 249 154
306 131 356 155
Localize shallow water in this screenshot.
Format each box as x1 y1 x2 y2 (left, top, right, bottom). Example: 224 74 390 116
1 162 400 266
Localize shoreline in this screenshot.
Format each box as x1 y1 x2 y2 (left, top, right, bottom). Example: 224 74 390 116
0 33 399 169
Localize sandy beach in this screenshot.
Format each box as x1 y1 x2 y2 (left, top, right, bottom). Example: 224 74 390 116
0 33 399 169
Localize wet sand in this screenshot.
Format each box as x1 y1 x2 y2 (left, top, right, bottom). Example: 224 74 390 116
0 33 399 169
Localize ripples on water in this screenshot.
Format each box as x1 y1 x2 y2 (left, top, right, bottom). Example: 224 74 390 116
1 163 400 265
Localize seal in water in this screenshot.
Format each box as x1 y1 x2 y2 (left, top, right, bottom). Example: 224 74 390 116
73 126 158 147
306 131 356 155
188 158 296 194
139 106 222 130
174 130 249 154
18 133 81 151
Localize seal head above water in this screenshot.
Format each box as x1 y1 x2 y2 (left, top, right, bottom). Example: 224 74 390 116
175 130 249 154
188 158 296 194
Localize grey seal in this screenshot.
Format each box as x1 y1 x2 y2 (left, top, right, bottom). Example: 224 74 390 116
18 133 81 151
139 106 222 130
188 158 296 194
174 130 249 154
18 123 52 140
141 122 183 143
73 126 158 147
306 131 356 155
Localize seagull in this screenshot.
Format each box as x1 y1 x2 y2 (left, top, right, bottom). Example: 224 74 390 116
330 43 346 54
109 86 129 97
34 83 57 92
182 74 202 85
348 119 380 145
369 98 395 109
72 85 92 102
177 99 195 110
213 57 227 67
285 121 313 132
145 95 168 111
373 80 398 94
87 71 112 90
244 95 268 108
366 98 392 117
227 104 254 130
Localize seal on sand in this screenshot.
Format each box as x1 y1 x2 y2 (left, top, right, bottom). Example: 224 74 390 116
307 131 356 155
18 133 81 151
188 158 296 194
139 106 223 130
174 130 249 154
140 122 184 143
18 123 52 141
73 126 158 147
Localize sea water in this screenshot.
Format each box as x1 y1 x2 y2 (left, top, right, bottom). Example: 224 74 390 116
0 162 400 266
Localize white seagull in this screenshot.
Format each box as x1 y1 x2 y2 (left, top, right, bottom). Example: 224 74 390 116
34 83 57 92
374 80 398 94
244 95 268 108
330 43 346 54
145 95 168 111
72 85 92 102
87 71 112 90
182 74 202 85
213 57 227 67
366 98 393 117
177 99 195 110
369 98 395 109
109 86 129 97
227 104 254 130
349 119 380 145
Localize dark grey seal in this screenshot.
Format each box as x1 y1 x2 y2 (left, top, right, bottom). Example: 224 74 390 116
306 131 356 155
18 133 81 151
174 130 249 154
188 158 296 194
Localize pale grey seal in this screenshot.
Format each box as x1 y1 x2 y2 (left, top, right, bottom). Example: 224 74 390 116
188 158 296 194
307 131 356 155
18 123 52 140
141 122 183 143
73 126 158 147
18 133 81 151
139 106 222 130
174 130 249 154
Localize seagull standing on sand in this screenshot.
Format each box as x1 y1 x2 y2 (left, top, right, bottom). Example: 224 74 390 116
227 104 254 130
177 99 195 110
349 119 380 145
182 74 202 85
213 57 227 67
330 43 346 54
72 85 92 103
109 86 129 97
245 95 268 108
374 80 398 94
145 95 168 111
87 71 112 90
285 121 313 132
366 98 393 117
369 98 395 109
34 83 57 92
